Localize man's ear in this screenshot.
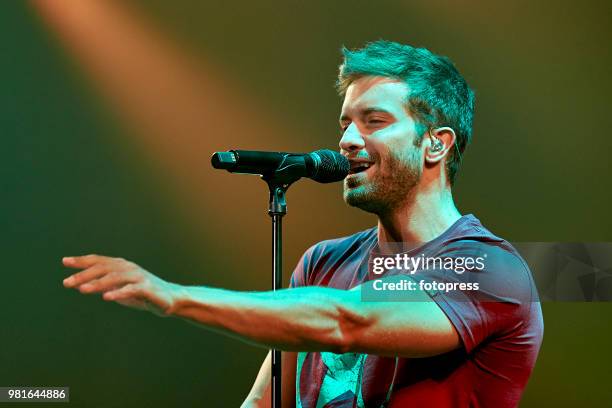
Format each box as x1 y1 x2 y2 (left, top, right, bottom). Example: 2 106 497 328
425 127 456 164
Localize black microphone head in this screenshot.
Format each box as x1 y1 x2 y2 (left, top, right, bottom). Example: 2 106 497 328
309 149 350 183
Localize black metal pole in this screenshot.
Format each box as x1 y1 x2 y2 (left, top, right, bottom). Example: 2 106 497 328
268 185 287 408
271 213 283 408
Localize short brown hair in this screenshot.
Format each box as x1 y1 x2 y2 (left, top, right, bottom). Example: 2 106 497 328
337 40 475 184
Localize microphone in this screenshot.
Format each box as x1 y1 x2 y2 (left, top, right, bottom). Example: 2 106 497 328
211 149 350 183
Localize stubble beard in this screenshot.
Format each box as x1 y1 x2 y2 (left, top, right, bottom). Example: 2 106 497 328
343 147 422 216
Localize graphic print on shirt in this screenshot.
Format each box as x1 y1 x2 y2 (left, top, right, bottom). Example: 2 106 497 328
296 351 366 408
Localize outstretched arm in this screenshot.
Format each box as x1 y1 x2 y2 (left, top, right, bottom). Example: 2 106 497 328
62 255 459 358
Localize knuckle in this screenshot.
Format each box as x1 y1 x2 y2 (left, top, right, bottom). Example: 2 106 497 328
125 263 137 272
78 284 92 293
120 265 134 275
114 258 132 269
125 262 140 273
124 284 138 297
72 272 85 284
69 274 80 285
128 273 143 284
131 283 143 295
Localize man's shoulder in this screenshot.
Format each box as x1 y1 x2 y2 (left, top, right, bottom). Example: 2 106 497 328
315 226 378 248
307 226 377 260
446 215 525 261
437 215 536 292
441 215 539 303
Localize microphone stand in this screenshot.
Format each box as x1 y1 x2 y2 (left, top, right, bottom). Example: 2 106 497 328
210 149 348 407
262 172 297 408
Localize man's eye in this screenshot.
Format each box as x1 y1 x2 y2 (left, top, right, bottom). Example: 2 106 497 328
368 119 385 128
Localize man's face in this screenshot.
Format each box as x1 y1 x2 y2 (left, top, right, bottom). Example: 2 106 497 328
339 76 424 215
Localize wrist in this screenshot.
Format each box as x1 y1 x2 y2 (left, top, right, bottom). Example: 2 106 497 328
164 282 187 317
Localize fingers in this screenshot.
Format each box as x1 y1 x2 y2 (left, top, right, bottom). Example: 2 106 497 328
62 255 137 290
103 283 141 302
63 254 110 269
63 264 108 288
61 255 170 315
78 271 140 294
103 284 151 312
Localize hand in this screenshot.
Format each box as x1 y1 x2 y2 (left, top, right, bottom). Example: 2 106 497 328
62 254 179 316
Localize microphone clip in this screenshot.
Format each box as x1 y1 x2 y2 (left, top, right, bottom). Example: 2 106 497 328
261 171 295 216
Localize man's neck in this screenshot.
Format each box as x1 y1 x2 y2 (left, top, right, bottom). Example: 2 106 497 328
377 185 462 244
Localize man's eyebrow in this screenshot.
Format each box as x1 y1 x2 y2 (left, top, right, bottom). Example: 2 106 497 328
362 107 392 115
339 107 393 122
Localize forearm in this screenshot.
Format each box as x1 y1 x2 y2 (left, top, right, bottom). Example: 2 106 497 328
242 351 296 408
166 285 370 352
241 352 271 408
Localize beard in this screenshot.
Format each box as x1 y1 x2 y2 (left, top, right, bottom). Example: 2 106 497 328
343 146 422 216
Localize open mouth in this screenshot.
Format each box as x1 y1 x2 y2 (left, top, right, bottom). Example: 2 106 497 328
348 162 374 175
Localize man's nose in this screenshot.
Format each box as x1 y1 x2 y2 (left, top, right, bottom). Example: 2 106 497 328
339 123 366 153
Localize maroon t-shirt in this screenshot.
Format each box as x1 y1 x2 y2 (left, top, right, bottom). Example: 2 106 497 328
289 214 543 408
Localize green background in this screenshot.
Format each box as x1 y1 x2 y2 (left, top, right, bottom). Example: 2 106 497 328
1 0 610 406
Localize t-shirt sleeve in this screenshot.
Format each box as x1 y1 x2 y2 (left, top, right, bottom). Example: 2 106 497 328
415 242 536 354
289 244 318 288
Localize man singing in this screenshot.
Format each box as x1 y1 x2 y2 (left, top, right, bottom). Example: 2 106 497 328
62 40 543 407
